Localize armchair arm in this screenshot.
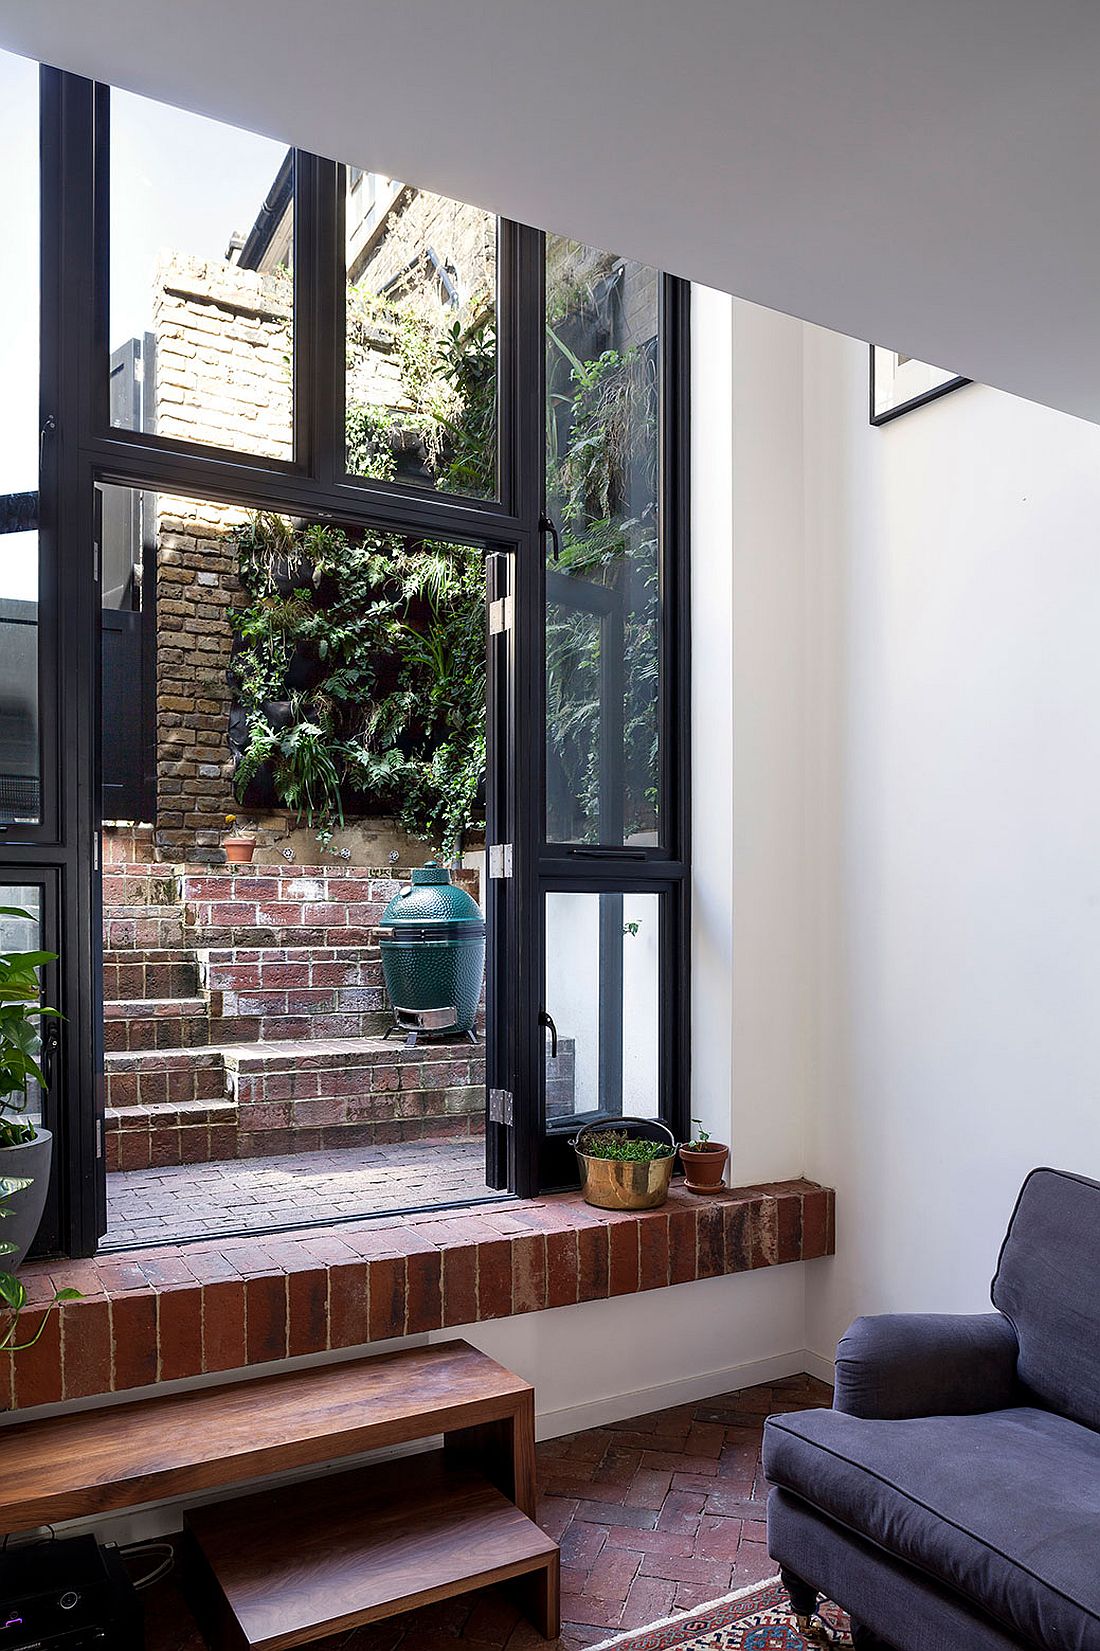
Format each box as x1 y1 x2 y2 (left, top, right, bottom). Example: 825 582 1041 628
834 1312 1018 1419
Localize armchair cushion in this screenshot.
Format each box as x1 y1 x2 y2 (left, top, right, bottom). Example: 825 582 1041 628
992 1167 1100 1433
834 1312 1019 1419
763 1405 1100 1651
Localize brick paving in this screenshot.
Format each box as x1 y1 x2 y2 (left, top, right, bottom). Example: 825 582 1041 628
105 1135 494 1244
143 1374 830 1651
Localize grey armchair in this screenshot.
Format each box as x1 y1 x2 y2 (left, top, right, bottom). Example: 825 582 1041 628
762 1167 1100 1651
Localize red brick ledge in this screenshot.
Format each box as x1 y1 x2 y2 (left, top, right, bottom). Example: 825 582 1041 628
4 1180 834 1413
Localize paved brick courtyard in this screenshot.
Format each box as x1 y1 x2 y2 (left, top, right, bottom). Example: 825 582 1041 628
105 1135 495 1244
143 1373 830 1651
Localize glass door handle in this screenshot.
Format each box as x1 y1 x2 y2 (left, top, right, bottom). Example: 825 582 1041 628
539 514 560 563
539 1008 558 1059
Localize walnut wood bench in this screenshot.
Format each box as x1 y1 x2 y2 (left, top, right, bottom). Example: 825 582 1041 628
0 1339 559 1649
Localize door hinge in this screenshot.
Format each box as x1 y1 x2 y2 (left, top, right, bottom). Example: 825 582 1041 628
488 1088 514 1126
487 842 513 879
95 1117 104 1160
488 594 513 635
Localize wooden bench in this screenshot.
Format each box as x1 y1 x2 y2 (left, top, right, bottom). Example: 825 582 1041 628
0 1339 559 1649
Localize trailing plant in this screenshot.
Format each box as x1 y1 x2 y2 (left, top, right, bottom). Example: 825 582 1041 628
0 1172 79 1351
578 1131 673 1163
344 280 495 496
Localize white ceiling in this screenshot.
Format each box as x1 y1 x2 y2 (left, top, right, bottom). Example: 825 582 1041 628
3 0 1099 422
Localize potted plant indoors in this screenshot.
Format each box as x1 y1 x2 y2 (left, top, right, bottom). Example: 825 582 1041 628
223 814 257 863
678 1121 730 1193
574 1119 676 1210
0 906 61 1268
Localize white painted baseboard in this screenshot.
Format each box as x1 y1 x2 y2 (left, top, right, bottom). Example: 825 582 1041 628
534 1348 820 1438
800 1348 836 1386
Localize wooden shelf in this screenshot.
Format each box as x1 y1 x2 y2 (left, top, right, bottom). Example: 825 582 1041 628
0 1340 533 1530
184 1453 560 1651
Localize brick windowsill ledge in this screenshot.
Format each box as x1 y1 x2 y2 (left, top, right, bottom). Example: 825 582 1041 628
4 1180 834 1413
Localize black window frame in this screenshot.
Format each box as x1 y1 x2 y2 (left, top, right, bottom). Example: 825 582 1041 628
19 60 690 1255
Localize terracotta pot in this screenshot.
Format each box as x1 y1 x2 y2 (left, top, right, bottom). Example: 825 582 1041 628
678 1139 729 1193
224 837 256 863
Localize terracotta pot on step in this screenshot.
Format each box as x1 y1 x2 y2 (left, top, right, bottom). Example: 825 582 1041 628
224 836 256 863
678 1139 729 1193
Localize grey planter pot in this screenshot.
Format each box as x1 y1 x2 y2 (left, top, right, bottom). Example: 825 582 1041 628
0 1130 53 1270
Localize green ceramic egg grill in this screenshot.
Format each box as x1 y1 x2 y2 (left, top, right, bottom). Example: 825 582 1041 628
377 862 485 1043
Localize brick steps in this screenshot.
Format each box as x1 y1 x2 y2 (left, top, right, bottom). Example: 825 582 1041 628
104 1036 485 1169
103 907 189 952
197 944 390 1039
104 997 211 1052
105 1097 239 1173
103 949 199 1000
101 859 486 1170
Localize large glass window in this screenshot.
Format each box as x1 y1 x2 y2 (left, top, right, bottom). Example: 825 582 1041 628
0 51 41 827
544 238 662 847
14 58 689 1251
344 170 498 498
108 88 294 457
544 890 660 1127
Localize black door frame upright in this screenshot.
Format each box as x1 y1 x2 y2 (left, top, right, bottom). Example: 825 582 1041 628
26 62 689 1253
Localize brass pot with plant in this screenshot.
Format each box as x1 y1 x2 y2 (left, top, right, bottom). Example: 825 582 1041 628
223 814 257 863
678 1122 730 1193
574 1119 676 1211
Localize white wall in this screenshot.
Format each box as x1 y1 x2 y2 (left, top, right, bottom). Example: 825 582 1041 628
692 288 811 1183
802 327 1100 1358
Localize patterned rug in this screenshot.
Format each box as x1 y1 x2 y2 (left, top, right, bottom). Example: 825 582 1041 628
587 1577 853 1650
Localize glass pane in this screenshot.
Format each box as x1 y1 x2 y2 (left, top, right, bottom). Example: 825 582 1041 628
109 88 293 457
345 170 497 498
545 239 661 846
0 888 44 1128
544 890 659 1126
0 50 41 826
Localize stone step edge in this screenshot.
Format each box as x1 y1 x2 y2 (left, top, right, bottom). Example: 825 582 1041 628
104 997 207 1017
105 1098 237 1122
104 1035 481 1069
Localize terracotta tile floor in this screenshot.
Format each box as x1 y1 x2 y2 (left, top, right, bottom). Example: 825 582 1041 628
144 1372 831 1651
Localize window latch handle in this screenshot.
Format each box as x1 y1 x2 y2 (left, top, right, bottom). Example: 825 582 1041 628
40 1021 61 1094
539 513 560 563
539 1008 558 1060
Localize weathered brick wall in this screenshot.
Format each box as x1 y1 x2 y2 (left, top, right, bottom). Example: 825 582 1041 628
151 257 294 863
154 258 293 458
153 491 245 863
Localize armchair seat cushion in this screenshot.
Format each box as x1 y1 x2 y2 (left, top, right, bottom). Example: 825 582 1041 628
764 1406 1100 1651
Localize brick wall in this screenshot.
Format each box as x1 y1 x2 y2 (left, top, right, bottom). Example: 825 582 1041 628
151 256 293 862
153 258 292 459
